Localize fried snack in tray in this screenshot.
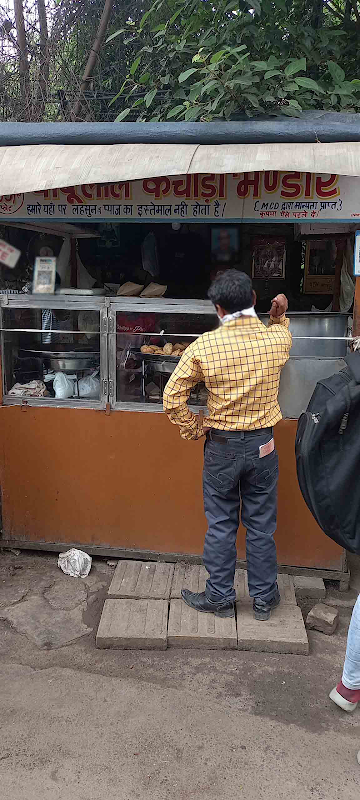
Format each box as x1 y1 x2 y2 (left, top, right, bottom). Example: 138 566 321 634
141 342 189 357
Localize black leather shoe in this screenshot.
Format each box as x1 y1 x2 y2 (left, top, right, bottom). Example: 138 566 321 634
253 589 281 621
181 589 235 618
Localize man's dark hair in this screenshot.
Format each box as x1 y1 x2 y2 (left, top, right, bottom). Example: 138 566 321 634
208 269 253 313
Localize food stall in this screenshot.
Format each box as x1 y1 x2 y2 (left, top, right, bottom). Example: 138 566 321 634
1 118 360 585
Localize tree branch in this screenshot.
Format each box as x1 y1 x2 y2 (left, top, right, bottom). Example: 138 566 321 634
323 1 345 22
71 0 114 120
36 0 49 118
13 0 31 120
350 0 360 26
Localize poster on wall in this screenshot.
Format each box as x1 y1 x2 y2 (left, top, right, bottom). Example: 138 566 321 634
211 227 239 267
304 239 337 294
252 237 286 279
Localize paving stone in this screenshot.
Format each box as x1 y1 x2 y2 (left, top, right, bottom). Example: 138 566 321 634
306 603 339 635
168 599 237 649
294 576 326 600
108 560 174 600
0 596 90 649
324 590 357 609
44 578 87 610
237 603 309 655
235 571 297 605
82 574 108 594
96 599 168 649
170 564 208 598
0 585 28 609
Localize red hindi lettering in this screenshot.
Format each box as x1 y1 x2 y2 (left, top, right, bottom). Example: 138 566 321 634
315 175 339 199
304 173 313 198
235 173 261 199
264 171 279 193
281 172 302 199
172 176 192 198
60 186 84 204
142 177 171 198
110 182 131 199
200 174 218 199
81 184 96 199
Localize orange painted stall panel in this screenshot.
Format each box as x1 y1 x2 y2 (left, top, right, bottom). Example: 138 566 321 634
0 406 343 570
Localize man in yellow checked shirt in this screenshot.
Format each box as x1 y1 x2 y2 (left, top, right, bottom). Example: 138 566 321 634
163 270 291 621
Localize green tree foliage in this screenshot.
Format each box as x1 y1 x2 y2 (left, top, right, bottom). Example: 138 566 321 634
108 0 360 120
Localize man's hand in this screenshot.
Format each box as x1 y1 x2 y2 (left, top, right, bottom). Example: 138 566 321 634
269 293 288 318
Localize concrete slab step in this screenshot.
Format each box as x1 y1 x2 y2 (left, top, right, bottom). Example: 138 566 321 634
108 560 174 600
96 599 168 650
171 564 296 605
168 599 237 649
170 564 208 598
236 572 297 606
293 576 326 600
237 603 309 655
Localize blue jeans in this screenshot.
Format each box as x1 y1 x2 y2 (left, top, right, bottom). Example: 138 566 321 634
202 428 278 605
342 594 360 690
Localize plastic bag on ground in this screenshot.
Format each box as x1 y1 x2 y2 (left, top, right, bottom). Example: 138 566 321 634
53 371 74 399
58 548 92 578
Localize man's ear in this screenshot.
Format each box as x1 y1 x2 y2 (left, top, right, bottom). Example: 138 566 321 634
252 290 257 306
216 304 225 319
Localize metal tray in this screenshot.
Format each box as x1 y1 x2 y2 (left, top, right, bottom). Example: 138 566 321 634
132 350 181 362
23 349 100 357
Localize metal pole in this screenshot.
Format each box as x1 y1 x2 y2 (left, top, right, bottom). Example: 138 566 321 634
353 277 360 338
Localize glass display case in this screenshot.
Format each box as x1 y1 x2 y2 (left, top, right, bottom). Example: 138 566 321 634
0 296 218 411
0 296 107 408
0 296 348 416
109 299 217 409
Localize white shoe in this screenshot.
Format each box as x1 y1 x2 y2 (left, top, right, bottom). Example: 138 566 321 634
329 687 358 713
357 751 360 765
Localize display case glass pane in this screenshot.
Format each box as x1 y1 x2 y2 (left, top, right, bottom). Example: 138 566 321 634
115 310 216 405
1 307 101 402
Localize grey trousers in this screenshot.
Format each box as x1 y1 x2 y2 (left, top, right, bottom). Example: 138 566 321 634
202 428 278 605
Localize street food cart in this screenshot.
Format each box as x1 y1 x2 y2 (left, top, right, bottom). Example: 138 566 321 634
1 118 360 585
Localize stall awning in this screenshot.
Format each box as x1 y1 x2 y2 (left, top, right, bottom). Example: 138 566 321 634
1 141 360 195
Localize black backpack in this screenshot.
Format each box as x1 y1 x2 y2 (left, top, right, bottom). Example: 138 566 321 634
295 352 360 554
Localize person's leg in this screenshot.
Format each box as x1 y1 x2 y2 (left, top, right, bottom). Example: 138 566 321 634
240 431 278 618
330 594 360 712
342 594 360 690
202 473 240 606
182 435 242 614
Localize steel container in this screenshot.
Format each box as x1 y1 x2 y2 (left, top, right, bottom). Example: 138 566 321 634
259 312 349 357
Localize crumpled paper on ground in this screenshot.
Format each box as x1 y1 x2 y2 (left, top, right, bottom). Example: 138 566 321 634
58 548 92 578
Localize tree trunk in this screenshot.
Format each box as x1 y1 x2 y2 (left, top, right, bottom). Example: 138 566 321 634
37 0 49 120
13 0 30 120
71 0 113 120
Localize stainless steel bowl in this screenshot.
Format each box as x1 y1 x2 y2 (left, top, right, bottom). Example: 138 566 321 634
48 356 98 373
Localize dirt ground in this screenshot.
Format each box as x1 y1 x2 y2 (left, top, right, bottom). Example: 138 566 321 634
0 549 359 800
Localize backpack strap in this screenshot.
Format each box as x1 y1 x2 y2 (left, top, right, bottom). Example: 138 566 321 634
345 352 360 384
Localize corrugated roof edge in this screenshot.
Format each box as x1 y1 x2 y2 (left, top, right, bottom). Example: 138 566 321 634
2 111 360 146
